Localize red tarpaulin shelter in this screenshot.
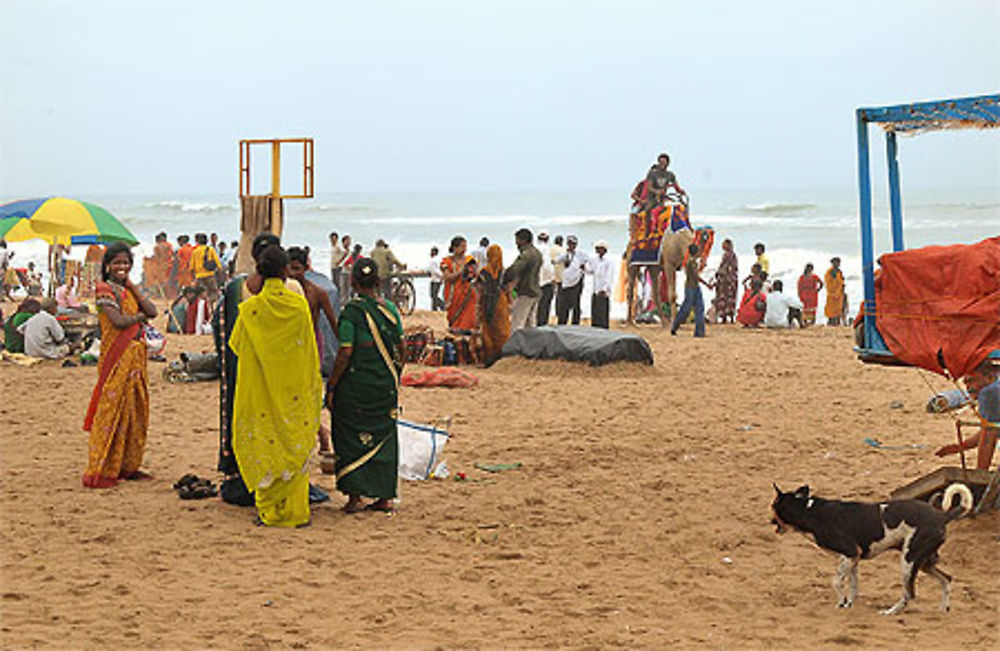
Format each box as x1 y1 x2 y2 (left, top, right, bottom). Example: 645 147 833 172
874 236 1000 379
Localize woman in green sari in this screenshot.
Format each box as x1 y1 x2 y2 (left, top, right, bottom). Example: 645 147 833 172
327 257 404 513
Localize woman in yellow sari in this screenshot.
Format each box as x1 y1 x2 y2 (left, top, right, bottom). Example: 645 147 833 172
229 245 321 527
824 256 845 326
476 244 511 366
83 242 158 488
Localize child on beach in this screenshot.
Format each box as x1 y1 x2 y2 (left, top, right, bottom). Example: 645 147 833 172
753 242 770 274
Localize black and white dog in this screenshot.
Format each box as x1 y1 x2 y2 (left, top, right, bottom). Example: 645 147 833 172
770 483 973 614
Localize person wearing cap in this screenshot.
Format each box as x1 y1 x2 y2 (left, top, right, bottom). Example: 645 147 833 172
503 228 543 331
935 359 999 470
554 235 588 325
19 296 71 359
585 241 614 328
535 230 555 326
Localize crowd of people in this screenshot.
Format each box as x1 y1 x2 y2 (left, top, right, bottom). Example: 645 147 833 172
421 229 616 364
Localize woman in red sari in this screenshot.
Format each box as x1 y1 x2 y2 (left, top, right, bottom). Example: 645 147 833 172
83 242 158 488
441 236 477 332
796 263 824 326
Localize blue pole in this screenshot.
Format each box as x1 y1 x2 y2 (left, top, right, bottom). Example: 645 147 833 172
886 130 904 251
856 110 877 349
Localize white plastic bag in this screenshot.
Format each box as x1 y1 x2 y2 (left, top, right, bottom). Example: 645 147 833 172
397 419 449 481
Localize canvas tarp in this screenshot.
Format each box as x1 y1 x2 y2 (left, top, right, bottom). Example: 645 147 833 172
875 236 1000 378
501 326 654 366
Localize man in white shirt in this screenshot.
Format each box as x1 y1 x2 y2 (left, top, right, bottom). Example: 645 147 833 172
586 241 614 329
535 230 556 326
554 235 588 325
19 297 70 359
428 246 445 311
329 231 346 290
471 237 489 270
763 280 804 328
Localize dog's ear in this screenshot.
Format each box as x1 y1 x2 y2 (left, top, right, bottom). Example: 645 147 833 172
772 482 782 495
794 485 810 499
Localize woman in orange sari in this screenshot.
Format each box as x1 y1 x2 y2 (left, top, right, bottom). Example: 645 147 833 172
476 244 511 366
441 236 477 332
83 242 158 488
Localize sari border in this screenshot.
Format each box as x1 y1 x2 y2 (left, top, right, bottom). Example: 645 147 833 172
335 434 389 481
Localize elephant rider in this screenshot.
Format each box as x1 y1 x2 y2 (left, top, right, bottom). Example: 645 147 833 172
644 153 686 214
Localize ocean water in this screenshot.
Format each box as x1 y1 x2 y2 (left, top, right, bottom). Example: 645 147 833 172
5 187 998 318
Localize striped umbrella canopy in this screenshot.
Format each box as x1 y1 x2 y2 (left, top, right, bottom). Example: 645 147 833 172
0 197 139 246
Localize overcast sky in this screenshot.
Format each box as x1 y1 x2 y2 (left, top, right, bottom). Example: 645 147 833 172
2 0 998 196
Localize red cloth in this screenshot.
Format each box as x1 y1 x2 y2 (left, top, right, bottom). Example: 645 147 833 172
874 236 1000 378
737 289 766 326
401 368 479 388
797 274 821 309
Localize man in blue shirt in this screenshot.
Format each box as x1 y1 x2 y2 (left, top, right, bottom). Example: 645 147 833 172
936 359 999 469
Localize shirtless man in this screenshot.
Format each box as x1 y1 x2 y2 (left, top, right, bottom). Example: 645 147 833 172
286 246 338 462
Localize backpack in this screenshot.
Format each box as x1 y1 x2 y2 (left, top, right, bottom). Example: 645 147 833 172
202 247 217 272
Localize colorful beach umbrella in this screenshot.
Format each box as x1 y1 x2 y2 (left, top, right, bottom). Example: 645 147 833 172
0 197 138 246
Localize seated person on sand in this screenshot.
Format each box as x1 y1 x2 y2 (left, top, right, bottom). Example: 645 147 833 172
167 287 195 333
55 277 89 314
19 297 72 359
737 278 767 328
185 285 213 335
935 359 999 470
762 280 803 329
3 298 41 353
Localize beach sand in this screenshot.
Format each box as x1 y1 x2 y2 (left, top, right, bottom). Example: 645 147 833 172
1 305 997 649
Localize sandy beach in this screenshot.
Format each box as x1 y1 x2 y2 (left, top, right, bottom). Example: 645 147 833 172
1 303 997 649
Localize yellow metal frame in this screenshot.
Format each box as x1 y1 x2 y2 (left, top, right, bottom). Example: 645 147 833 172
239 138 314 199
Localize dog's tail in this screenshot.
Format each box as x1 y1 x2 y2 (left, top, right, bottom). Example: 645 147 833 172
941 482 974 522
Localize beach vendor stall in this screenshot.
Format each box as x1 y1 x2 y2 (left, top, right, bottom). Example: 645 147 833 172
852 93 1000 513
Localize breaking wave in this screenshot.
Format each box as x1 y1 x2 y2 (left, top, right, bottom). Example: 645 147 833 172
741 202 818 213
144 201 236 213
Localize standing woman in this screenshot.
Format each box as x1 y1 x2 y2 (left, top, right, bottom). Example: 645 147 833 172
83 242 158 488
441 236 477 332
824 257 845 326
797 263 824 326
229 245 321 527
327 259 404 513
712 238 739 324
476 244 511 366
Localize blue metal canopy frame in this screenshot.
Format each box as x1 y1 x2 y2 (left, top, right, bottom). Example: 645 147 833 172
855 93 1000 360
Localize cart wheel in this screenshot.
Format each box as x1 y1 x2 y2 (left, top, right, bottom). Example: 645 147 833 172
396 278 416 314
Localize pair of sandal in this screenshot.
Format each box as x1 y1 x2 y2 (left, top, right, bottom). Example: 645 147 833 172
342 500 395 515
173 474 218 500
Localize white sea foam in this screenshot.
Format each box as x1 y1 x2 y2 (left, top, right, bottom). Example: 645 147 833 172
144 200 236 213
741 202 818 213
